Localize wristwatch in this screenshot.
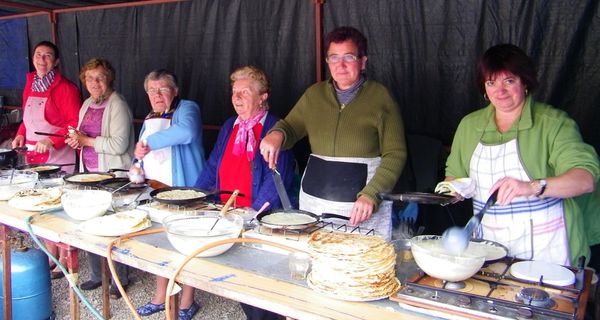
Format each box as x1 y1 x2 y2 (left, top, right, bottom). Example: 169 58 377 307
532 179 547 197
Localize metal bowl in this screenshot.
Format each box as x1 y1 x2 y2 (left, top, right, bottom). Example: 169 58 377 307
0 170 38 200
411 235 486 282
163 212 243 257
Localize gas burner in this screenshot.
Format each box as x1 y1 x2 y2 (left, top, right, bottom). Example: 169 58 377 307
442 280 466 290
515 287 556 308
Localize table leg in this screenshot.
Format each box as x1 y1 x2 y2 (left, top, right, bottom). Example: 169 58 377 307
1 224 12 320
101 258 110 318
169 294 179 320
60 244 80 320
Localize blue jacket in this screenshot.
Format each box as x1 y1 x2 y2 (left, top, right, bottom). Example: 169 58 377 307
195 112 296 211
140 99 206 187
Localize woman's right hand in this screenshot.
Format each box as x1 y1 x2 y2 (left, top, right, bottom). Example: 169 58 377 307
134 140 150 160
12 135 24 148
259 131 284 169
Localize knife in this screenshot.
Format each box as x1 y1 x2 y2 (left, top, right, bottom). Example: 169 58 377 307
272 167 292 211
35 131 67 138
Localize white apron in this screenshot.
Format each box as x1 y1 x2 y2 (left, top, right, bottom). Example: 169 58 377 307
300 154 393 241
470 139 570 266
23 95 75 173
140 118 173 186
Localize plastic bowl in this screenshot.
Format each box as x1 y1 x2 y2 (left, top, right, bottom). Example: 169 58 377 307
61 189 112 220
163 212 243 257
0 170 38 200
411 235 486 282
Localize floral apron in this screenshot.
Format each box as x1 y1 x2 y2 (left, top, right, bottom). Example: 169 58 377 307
470 139 570 266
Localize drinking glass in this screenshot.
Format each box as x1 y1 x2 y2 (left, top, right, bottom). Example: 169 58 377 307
288 251 311 280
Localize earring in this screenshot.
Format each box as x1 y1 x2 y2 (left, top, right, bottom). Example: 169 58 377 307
525 89 528 96
483 94 489 101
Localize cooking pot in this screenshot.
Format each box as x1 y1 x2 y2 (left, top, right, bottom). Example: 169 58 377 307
0 148 18 167
256 209 350 230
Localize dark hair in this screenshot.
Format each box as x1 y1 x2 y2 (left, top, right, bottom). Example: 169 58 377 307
34 41 59 59
79 58 116 89
143 69 179 91
477 44 538 94
324 26 368 57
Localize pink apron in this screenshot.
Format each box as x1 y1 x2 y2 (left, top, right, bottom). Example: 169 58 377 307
23 93 75 173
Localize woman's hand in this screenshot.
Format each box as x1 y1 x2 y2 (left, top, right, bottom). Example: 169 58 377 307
349 195 375 225
35 138 54 153
259 131 284 169
11 135 24 148
490 176 539 206
65 130 93 149
134 141 150 160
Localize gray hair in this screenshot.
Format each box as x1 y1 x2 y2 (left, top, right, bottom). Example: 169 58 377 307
143 69 179 91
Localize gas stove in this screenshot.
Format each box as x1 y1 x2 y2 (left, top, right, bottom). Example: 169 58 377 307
391 257 591 319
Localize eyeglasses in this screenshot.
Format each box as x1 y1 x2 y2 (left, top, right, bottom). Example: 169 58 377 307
325 54 360 64
85 75 107 83
146 87 172 96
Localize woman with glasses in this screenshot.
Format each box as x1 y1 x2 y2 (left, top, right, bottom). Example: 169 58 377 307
443 44 599 266
65 58 134 299
135 69 205 320
260 26 407 241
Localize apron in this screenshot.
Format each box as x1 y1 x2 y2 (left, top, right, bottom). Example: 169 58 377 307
300 154 393 241
23 95 75 173
140 118 173 186
470 138 570 266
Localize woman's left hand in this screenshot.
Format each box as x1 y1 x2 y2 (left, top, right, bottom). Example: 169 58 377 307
35 138 54 153
349 195 375 225
490 177 536 206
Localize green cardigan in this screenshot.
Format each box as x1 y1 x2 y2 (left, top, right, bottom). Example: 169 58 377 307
446 96 600 265
273 79 407 206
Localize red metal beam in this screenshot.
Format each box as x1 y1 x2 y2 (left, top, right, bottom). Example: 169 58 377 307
0 11 47 21
54 0 187 14
314 0 324 82
0 1 51 13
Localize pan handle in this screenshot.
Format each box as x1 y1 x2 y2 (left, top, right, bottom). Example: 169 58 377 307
320 213 350 220
377 192 404 201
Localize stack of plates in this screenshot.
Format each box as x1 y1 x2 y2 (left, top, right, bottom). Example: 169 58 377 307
307 231 399 301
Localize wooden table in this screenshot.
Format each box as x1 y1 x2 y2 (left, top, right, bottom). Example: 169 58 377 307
0 201 430 320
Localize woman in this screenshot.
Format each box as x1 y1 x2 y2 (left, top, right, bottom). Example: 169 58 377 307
12 41 81 279
260 27 407 241
12 41 80 172
65 58 134 299
195 66 295 320
136 69 205 320
444 44 599 266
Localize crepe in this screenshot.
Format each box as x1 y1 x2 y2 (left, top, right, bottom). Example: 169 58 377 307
79 209 151 236
155 189 205 200
66 173 113 183
307 231 400 301
8 187 63 211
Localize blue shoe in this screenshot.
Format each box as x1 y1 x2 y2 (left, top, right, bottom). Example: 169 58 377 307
137 302 165 316
178 301 200 320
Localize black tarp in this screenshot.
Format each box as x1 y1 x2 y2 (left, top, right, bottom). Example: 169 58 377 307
1 0 599 154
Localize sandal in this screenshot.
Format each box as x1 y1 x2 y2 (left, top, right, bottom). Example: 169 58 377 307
50 269 65 280
178 301 199 320
137 302 165 316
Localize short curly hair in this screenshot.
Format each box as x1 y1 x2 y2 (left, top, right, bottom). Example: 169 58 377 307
79 58 116 89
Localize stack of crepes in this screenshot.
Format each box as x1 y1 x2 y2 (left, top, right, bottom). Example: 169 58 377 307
79 209 152 237
307 231 400 301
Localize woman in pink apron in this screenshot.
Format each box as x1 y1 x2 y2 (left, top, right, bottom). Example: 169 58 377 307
444 44 599 266
11 41 81 279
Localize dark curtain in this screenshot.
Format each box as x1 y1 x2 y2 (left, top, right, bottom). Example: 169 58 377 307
323 0 600 152
0 18 27 104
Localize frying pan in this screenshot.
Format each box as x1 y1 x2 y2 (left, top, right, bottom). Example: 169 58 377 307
150 187 215 205
63 171 115 186
256 209 350 230
98 177 147 192
377 192 461 206
17 163 75 176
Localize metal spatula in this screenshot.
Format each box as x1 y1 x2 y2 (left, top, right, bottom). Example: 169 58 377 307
272 167 292 210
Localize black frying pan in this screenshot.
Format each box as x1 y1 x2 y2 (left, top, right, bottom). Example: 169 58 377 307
63 171 115 186
377 192 461 206
17 163 75 176
256 209 349 230
150 187 245 205
98 177 147 192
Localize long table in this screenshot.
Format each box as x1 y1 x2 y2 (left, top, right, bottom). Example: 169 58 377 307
0 201 431 320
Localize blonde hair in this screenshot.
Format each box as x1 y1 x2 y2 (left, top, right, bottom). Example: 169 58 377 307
79 58 115 89
230 65 270 109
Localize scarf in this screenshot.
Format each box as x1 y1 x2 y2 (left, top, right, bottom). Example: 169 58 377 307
233 108 267 161
31 68 56 93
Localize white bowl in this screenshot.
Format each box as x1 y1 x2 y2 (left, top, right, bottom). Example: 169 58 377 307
411 235 486 282
163 212 243 257
0 170 38 200
61 189 112 220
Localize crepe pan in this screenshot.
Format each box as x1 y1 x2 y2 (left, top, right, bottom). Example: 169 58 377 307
256 209 350 230
62 171 115 186
377 192 461 206
98 177 147 192
17 163 75 176
149 187 243 205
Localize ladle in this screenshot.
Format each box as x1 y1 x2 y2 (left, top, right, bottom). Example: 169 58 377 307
441 190 498 255
208 189 239 233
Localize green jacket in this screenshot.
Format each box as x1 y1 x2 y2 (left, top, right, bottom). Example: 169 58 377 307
446 96 600 265
273 79 407 206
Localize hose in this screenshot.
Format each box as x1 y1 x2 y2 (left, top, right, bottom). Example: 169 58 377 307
25 211 105 320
